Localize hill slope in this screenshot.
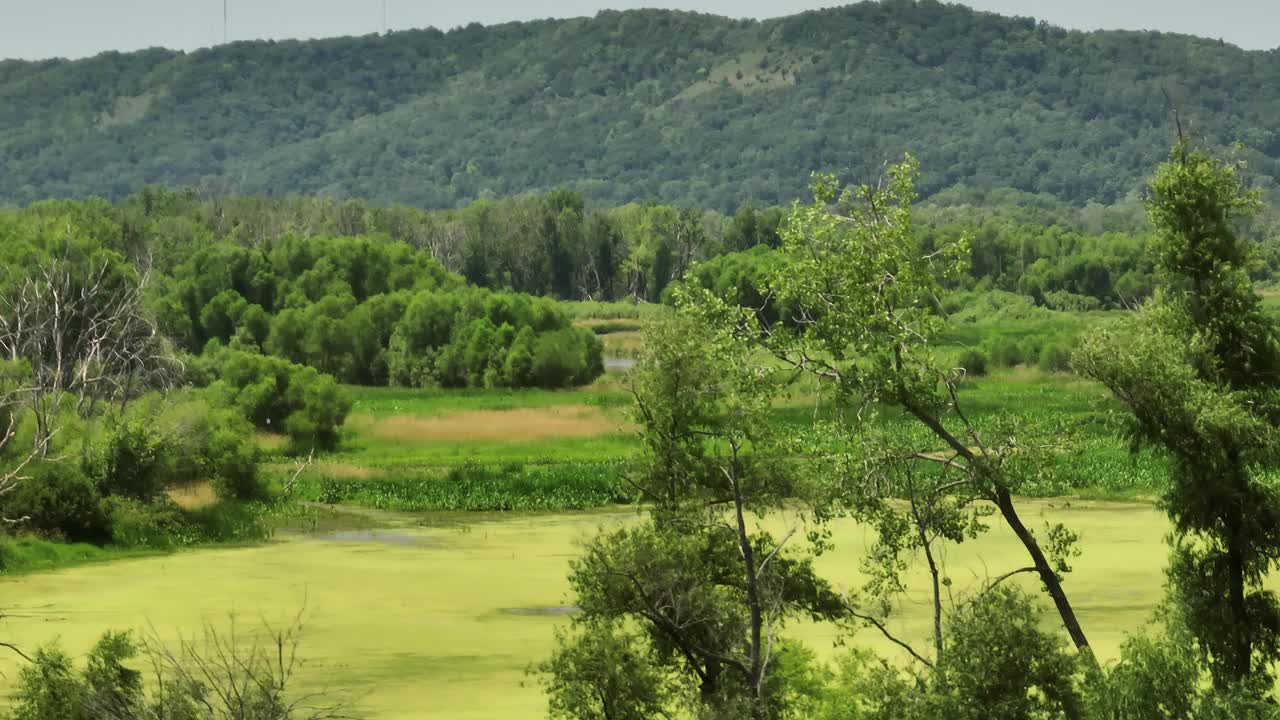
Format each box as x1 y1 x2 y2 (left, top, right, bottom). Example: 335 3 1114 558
3 0 1279 209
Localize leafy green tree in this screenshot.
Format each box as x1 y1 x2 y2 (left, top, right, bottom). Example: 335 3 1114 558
814 587 1084 720
539 620 676 720
688 157 1097 664
1077 143 1280 690
201 349 351 451
543 314 841 719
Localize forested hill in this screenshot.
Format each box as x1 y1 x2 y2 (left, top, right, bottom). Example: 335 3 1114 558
3 0 1279 210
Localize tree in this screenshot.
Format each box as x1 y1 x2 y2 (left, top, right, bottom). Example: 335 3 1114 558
1077 142 1280 690
0 230 179 453
542 314 842 719
686 157 1097 666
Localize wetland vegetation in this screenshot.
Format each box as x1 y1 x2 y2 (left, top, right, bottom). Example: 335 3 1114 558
2 139 1275 718
2 5 1280 716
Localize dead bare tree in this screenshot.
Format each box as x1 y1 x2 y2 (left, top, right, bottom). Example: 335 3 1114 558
0 248 180 455
142 614 359 720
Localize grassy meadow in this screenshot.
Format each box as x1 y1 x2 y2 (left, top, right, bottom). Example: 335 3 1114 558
275 299 1167 515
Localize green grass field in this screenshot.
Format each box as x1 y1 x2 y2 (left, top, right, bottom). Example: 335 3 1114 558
276 362 1165 512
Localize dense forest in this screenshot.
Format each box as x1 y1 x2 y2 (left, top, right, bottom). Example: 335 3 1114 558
4 0 1280 209
18 185 1280 315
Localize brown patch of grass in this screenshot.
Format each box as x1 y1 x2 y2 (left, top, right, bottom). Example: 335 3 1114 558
352 405 627 444
256 432 289 451
603 331 643 356
167 482 218 510
313 463 382 480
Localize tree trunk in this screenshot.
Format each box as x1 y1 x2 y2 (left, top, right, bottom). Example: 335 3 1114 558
729 449 766 719
900 395 1097 668
993 487 1095 665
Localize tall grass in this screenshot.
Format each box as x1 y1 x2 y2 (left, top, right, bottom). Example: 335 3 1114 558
295 461 630 512
559 300 669 321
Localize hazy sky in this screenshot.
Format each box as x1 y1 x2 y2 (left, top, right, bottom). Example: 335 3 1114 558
1 0 1277 61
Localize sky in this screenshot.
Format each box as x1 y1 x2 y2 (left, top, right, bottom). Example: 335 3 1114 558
0 0 1276 61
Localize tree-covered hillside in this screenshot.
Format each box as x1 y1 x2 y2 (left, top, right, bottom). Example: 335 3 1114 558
3 0 1279 209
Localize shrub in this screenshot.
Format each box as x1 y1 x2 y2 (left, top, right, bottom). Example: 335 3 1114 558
12 621 341 720
956 348 989 377
1042 289 1103 312
104 496 187 549
1038 343 1073 373
2 463 111 544
387 288 603 389
531 328 604 388
90 417 169 501
94 391 265 502
1018 336 1045 364
201 349 350 451
986 336 1024 367
936 586 1083 719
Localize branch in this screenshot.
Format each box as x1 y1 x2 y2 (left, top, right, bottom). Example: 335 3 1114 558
282 448 315 494
845 606 935 669
756 526 797 578
982 566 1038 596
0 641 32 663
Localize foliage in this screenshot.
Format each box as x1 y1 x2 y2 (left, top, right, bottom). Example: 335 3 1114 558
4 4 1280 212
539 621 676 720
543 313 844 719
297 461 627 513
814 587 1084 720
8 621 347 720
685 156 1098 669
1 463 112 544
199 348 351 451
156 233 604 388
1077 143 1280 690
956 347 989 377
387 290 602 389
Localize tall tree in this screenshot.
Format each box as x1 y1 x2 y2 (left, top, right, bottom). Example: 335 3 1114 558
541 314 841 719
686 157 1097 664
1077 142 1280 689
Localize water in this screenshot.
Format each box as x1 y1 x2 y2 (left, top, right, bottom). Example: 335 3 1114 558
604 356 636 372
0 501 1170 718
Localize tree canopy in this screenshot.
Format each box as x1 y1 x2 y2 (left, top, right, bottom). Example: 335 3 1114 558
3 1 1280 209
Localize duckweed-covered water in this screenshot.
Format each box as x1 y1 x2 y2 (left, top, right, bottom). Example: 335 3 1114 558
0 501 1168 719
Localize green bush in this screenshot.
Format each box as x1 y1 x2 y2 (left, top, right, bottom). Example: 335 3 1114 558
986 336 1024 367
89 417 169 501
531 328 604 388
91 391 264 502
105 496 269 549
201 349 351 451
956 348 989 377
103 496 186 549
12 622 325 720
387 288 604 389
1038 343 1073 373
1017 336 1045 364
2 463 111 544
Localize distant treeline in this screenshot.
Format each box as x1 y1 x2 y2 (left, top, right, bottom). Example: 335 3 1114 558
43 185 1277 316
